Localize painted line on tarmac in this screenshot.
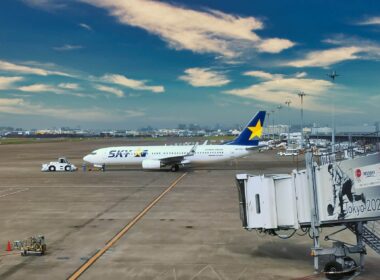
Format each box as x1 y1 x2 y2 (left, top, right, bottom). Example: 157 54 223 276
67 172 188 280
0 188 29 198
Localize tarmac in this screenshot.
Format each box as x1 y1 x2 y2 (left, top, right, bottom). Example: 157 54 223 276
0 138 378 280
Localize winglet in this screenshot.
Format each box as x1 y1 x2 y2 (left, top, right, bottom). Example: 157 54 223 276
187 143 198 156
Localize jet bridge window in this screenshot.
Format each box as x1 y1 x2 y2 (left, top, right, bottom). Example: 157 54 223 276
255 194 261 214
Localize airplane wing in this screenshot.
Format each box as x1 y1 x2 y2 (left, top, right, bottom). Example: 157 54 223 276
159 143 198 166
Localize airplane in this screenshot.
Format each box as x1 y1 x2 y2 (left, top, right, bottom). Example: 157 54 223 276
83 111 266 172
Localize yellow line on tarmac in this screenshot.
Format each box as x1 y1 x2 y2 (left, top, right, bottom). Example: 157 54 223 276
68 172 187 280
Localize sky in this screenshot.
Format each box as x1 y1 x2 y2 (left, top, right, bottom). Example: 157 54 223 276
0 0 380 129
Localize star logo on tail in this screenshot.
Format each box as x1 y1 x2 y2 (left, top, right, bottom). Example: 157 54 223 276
248 120 262 140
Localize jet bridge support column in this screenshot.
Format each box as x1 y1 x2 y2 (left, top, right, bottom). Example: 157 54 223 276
306 151 320 272
356 222 365 271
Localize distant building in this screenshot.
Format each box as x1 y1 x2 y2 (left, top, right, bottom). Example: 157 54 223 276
264 125 289 136
311 127 332 135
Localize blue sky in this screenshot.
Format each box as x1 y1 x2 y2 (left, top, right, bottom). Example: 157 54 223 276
0 0 380 129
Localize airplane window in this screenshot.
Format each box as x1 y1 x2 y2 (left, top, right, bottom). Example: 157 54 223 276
90 152 97 155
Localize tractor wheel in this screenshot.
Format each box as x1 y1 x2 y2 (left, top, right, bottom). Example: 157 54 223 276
325 261 343 280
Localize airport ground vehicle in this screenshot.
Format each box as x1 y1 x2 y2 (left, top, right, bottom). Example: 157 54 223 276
41 157 77 172
277 148 299 156
13 235 47 256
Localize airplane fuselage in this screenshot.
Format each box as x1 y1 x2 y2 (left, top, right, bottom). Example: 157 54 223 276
83 144 251 166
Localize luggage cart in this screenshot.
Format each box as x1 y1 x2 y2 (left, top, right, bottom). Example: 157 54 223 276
13 235 47 256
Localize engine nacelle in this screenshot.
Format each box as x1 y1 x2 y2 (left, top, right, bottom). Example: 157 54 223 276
142 159 162 169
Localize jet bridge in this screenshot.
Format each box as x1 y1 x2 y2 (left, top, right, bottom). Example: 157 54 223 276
236 152 380 279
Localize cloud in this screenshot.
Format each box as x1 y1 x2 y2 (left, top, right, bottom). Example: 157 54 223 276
257 38 295 53
18 83 91 98
95 84 124 98
285 46 361 68
0 98 144 121
295 72 307 78
0 59 71 76
22 0 66 10
58 83 79 90
53 44 84 51
179 68 230 87
79 0 294 58
0 76 24 90
244 70 283 80
79 23 93 31
224 72 338 112
18 84 57 93
357 16 380 26
285 35 380 68
102 74 164 93
0 98 25 106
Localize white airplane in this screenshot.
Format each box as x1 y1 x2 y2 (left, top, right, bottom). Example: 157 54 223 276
83 111 266 172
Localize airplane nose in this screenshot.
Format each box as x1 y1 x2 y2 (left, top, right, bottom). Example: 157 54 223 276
83 155 91 162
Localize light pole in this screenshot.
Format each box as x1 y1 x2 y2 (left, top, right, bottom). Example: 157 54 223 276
327 71 339 153
298 91 306 148
271 109 275 141
277 105 283 140
285 99 292 146
266 112 271 140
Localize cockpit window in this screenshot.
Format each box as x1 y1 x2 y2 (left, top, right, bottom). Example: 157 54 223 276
90 152 97 155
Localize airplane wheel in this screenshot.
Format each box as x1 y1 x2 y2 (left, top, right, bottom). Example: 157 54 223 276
49 166 56 172
65 165 71 171
171 165 179 172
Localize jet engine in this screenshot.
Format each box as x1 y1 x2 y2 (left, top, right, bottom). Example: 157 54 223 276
142 159 162 169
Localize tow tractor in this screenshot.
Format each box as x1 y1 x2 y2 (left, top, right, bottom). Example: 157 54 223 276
41 157 77 172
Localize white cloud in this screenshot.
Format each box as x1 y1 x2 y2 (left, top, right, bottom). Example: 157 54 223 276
22 0 66 10
0 76 24 90
18 83 90 98
18 84 56 93
79 23 92 31
257 38 295 53
95 84 124 98
79 0 294 58
0 98 144 121
102 74 164 93
58 83 79 90
179 68 230 87
285 35 380 68
357 16 380 26
0 98 25 106
285 46 361 68
0 60 70 76
295 72 307 78
53 44 84 51
244 70 283 80
224 75 336 112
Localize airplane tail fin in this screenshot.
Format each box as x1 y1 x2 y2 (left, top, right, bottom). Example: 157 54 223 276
227 111 266 146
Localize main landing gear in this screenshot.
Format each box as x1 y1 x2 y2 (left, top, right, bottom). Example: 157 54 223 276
171 164 179 172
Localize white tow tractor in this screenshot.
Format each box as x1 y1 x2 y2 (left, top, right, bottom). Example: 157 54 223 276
41 157 77 172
